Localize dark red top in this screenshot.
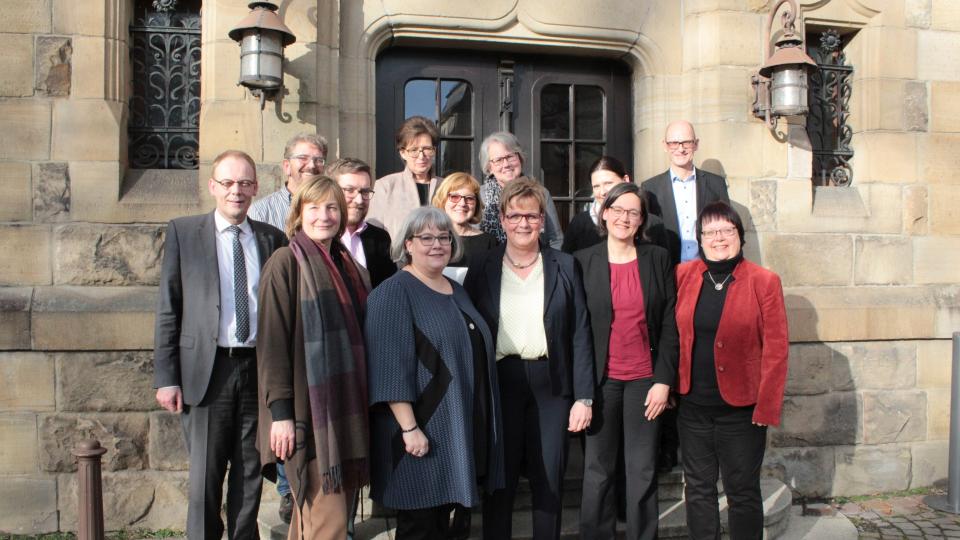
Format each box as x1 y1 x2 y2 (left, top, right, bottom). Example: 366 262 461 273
607 261 653 380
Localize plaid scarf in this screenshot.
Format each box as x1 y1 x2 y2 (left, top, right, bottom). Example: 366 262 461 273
289 231 370 494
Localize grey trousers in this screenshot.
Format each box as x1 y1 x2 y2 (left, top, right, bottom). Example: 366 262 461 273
181 351 262 539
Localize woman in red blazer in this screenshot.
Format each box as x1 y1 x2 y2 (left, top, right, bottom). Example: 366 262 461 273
674 201 788 540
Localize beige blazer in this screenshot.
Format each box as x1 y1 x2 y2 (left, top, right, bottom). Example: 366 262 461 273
367 168 441 237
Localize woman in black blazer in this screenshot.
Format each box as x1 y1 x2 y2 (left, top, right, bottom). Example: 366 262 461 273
574 182 679 540
464 178 595 540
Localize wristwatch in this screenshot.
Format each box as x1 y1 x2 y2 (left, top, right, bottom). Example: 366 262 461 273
577 398 593 407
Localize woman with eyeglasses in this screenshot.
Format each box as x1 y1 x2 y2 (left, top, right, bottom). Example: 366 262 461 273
574 182 677 540
367 116 443 237
431 172 497 281
365 206 505 540
478 132 565 250
464 178 594 540
674 201 788 540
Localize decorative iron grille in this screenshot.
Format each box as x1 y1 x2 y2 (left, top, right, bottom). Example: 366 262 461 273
806 29 854 187
128 0 200 170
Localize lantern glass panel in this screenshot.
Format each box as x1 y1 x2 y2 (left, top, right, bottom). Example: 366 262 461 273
770 66 809 116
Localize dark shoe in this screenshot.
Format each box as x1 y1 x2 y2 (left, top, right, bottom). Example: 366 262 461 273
279 493 293 524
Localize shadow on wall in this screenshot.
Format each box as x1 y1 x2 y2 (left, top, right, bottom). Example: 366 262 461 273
763 295 857 499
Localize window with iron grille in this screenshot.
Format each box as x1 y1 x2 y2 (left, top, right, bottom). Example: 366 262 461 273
806 28 854 187
128 0 201 170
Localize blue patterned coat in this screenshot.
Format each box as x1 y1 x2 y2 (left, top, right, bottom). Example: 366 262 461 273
365 271 505 509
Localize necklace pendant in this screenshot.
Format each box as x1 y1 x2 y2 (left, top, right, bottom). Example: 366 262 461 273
714 282 724 291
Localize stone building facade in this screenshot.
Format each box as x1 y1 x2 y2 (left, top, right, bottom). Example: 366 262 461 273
0 0 957 534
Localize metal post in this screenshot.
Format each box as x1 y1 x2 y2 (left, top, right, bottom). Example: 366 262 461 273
926 333 960 514
73 439 107 540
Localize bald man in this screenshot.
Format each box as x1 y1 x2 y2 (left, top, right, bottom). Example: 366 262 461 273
641 120 729 266
640 121 729 474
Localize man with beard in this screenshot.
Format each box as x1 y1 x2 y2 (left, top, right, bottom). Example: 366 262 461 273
326 157 397 288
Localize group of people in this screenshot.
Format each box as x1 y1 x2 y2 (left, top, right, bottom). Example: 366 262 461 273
153 117 789 540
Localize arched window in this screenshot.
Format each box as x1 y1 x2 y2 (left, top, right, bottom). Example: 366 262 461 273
128 0 201 170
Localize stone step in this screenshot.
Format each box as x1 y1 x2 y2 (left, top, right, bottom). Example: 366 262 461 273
258 477 792 540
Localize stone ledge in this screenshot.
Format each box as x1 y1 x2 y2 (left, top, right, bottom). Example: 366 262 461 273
31 286 156 350
0 287 32 349
785 285 960 342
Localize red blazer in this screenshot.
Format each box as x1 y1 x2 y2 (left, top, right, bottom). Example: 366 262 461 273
675 258 789 426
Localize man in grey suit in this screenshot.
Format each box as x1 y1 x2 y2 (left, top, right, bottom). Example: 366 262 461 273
154 150 287 539
642 120 730 265
641 121 730 474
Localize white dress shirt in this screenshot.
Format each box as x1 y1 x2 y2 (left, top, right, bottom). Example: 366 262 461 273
670 168 699 262
340 221 369 269
214 211 261 347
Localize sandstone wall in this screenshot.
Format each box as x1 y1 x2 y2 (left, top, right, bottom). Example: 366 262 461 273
0 0 956 534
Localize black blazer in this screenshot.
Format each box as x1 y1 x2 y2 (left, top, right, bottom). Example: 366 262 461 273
464 245 595 400
574 241 679 388
359 222 397 288
153 211 288 405
641 169 730 264
561 210 602 254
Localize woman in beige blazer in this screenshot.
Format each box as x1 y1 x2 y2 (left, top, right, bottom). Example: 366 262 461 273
367 116 443 237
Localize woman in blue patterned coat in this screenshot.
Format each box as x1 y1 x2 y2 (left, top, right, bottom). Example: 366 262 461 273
365 206 505 539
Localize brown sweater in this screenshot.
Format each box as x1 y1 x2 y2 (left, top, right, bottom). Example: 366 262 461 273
255 246 370 503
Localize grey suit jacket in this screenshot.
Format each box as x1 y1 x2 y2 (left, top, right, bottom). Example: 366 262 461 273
641 169 729 265
153 211 287 406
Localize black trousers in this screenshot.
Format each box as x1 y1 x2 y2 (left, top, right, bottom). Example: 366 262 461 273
180 351 262 540
483 357 571 540
581 378 660 540
678 401 767 540
395 504 455 540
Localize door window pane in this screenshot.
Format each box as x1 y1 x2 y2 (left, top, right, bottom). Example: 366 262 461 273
440 81 472 136
540 84 570 139
575 144 604 197
405 79 437 121
439 140 472 177
540 143 570 196
575 86 604 140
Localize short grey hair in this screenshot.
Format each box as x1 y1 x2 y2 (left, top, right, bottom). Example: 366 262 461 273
390 207 463 267
283 132 329 160
479 131 526 176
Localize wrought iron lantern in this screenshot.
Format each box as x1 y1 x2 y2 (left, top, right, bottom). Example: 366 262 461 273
228 1 296 107
751 0 817 130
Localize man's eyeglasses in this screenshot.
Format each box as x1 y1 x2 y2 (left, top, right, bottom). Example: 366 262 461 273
341 187 375 201
665 140 696 150
289 154 326 166
606 206 642 220
700 227 738 240
403 146 437 157
447 194 477 205
212 178 257 190
488 152 520 167
503 213 542 224
412 234 453 246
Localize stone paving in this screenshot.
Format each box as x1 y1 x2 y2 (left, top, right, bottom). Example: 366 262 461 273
836 489 960 539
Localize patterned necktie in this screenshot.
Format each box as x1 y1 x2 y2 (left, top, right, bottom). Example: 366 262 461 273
227 225 249 343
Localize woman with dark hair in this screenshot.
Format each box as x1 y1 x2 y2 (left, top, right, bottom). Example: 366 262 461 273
465 178 594 540
257 176 370 539
367 116 443 237
562 156 630 254
365 207 505 540
575 182 677 540
675 201 788 540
